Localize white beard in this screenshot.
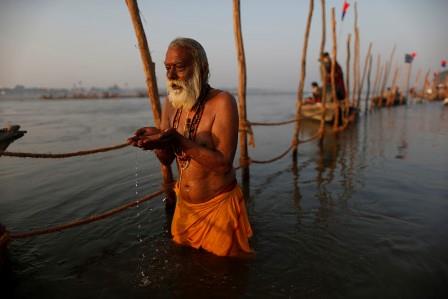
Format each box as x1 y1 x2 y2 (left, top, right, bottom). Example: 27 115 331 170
166 69 201 110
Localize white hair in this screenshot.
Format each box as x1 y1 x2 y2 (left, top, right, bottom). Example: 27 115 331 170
168 37 209 84
166 64 201 110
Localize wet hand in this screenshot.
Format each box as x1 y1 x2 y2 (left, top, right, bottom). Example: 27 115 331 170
128 127 178 150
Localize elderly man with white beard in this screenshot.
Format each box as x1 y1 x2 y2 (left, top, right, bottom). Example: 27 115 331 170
129 37 253 257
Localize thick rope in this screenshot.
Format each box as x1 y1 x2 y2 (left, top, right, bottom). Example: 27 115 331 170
239 120 256 147
2 142 130 158
251 142 295 164
298 127 324 144
248 111 324 127
249 118 297 126
8 189 164 240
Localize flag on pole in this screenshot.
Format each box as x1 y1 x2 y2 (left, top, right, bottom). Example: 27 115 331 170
341 1 350 21
442 60 447 68
405 53 414 64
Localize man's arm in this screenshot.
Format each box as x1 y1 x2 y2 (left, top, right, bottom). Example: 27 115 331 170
179 91 238 173
154 97 175 166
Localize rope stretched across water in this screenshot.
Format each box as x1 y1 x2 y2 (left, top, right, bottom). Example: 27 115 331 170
8 189 164 240
250 142 295 164
248 111 325 127
2 142 130 158
235 126 323 169
249 118 297 126
298 127 324 144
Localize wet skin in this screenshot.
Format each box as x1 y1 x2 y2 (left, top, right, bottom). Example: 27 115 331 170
129 46 239 203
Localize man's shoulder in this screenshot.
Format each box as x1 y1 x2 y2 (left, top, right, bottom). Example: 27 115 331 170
208 89 236 106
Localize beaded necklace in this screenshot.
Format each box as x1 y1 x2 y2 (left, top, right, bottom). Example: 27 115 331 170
172 84 210 170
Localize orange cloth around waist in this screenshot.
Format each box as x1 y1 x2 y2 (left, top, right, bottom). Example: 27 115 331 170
171 183 253 256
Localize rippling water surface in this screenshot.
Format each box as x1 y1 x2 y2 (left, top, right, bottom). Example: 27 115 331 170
1 95 447 298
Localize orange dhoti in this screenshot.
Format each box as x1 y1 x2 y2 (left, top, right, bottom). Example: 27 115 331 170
171 183 253 256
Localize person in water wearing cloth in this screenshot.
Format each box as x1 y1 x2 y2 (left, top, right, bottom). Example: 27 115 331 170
129 37 253 257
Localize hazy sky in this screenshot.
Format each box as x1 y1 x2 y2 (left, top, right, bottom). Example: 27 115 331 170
1 0 447 91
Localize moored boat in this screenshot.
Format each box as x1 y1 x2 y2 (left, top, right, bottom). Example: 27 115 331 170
301 102 336 123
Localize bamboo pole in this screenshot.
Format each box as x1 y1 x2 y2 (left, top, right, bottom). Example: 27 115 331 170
232 0 249 185
357 42 373 108
380 45 396 102
351 2 360 108
422 68 431 96
125 0 175 212
375 64 385 108
319 0 326 55
391 66 400 88
330 7 339 130
379 61 389 107
431 72 439 100
364 54 373 113
413 68 422 90
355 3 361 108
318 0 327 143
371 54 381 108
405 61 413 99
345 33 351 118
389 66 400 106
292 0 314 160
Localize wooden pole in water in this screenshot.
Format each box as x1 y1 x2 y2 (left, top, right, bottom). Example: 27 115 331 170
422 68 431 97
345 34 351 117
405 61 413 99
125 0 175 212
371 54 381 109
391 66 400 88
330 7 339 130
413 68 422 91
318 0 327 143
292 0 314 161
352 2 360 108
379 65 387 108
357 42 372 108
232 0 249 185
319 0 326 58
364 54 373 113
380 45 396 103
370 54 382 109
390 66 400 106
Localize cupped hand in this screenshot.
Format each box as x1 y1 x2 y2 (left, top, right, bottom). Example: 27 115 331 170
127 127 160 146
128 127 179 150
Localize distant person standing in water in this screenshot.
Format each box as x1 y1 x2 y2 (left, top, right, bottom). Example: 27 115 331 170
129 37 253 257
320 52 346 103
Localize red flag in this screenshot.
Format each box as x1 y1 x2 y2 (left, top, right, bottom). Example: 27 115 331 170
442 60 447 68
341 1 350 21
411 51 417 58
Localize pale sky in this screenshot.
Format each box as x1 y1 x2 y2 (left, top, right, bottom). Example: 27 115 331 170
0 0 447 91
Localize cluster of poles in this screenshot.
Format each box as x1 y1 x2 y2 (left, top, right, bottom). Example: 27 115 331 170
126 0 424 208
0 0 438 252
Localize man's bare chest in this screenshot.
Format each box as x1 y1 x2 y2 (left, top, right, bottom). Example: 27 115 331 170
169 108 215 149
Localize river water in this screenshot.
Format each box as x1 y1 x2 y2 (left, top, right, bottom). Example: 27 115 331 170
1 95 447 298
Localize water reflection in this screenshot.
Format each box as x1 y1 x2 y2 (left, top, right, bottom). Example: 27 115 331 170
294 118 362 224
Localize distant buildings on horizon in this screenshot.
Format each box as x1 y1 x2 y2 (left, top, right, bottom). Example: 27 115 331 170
0 84 299 100
0 84 152 100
